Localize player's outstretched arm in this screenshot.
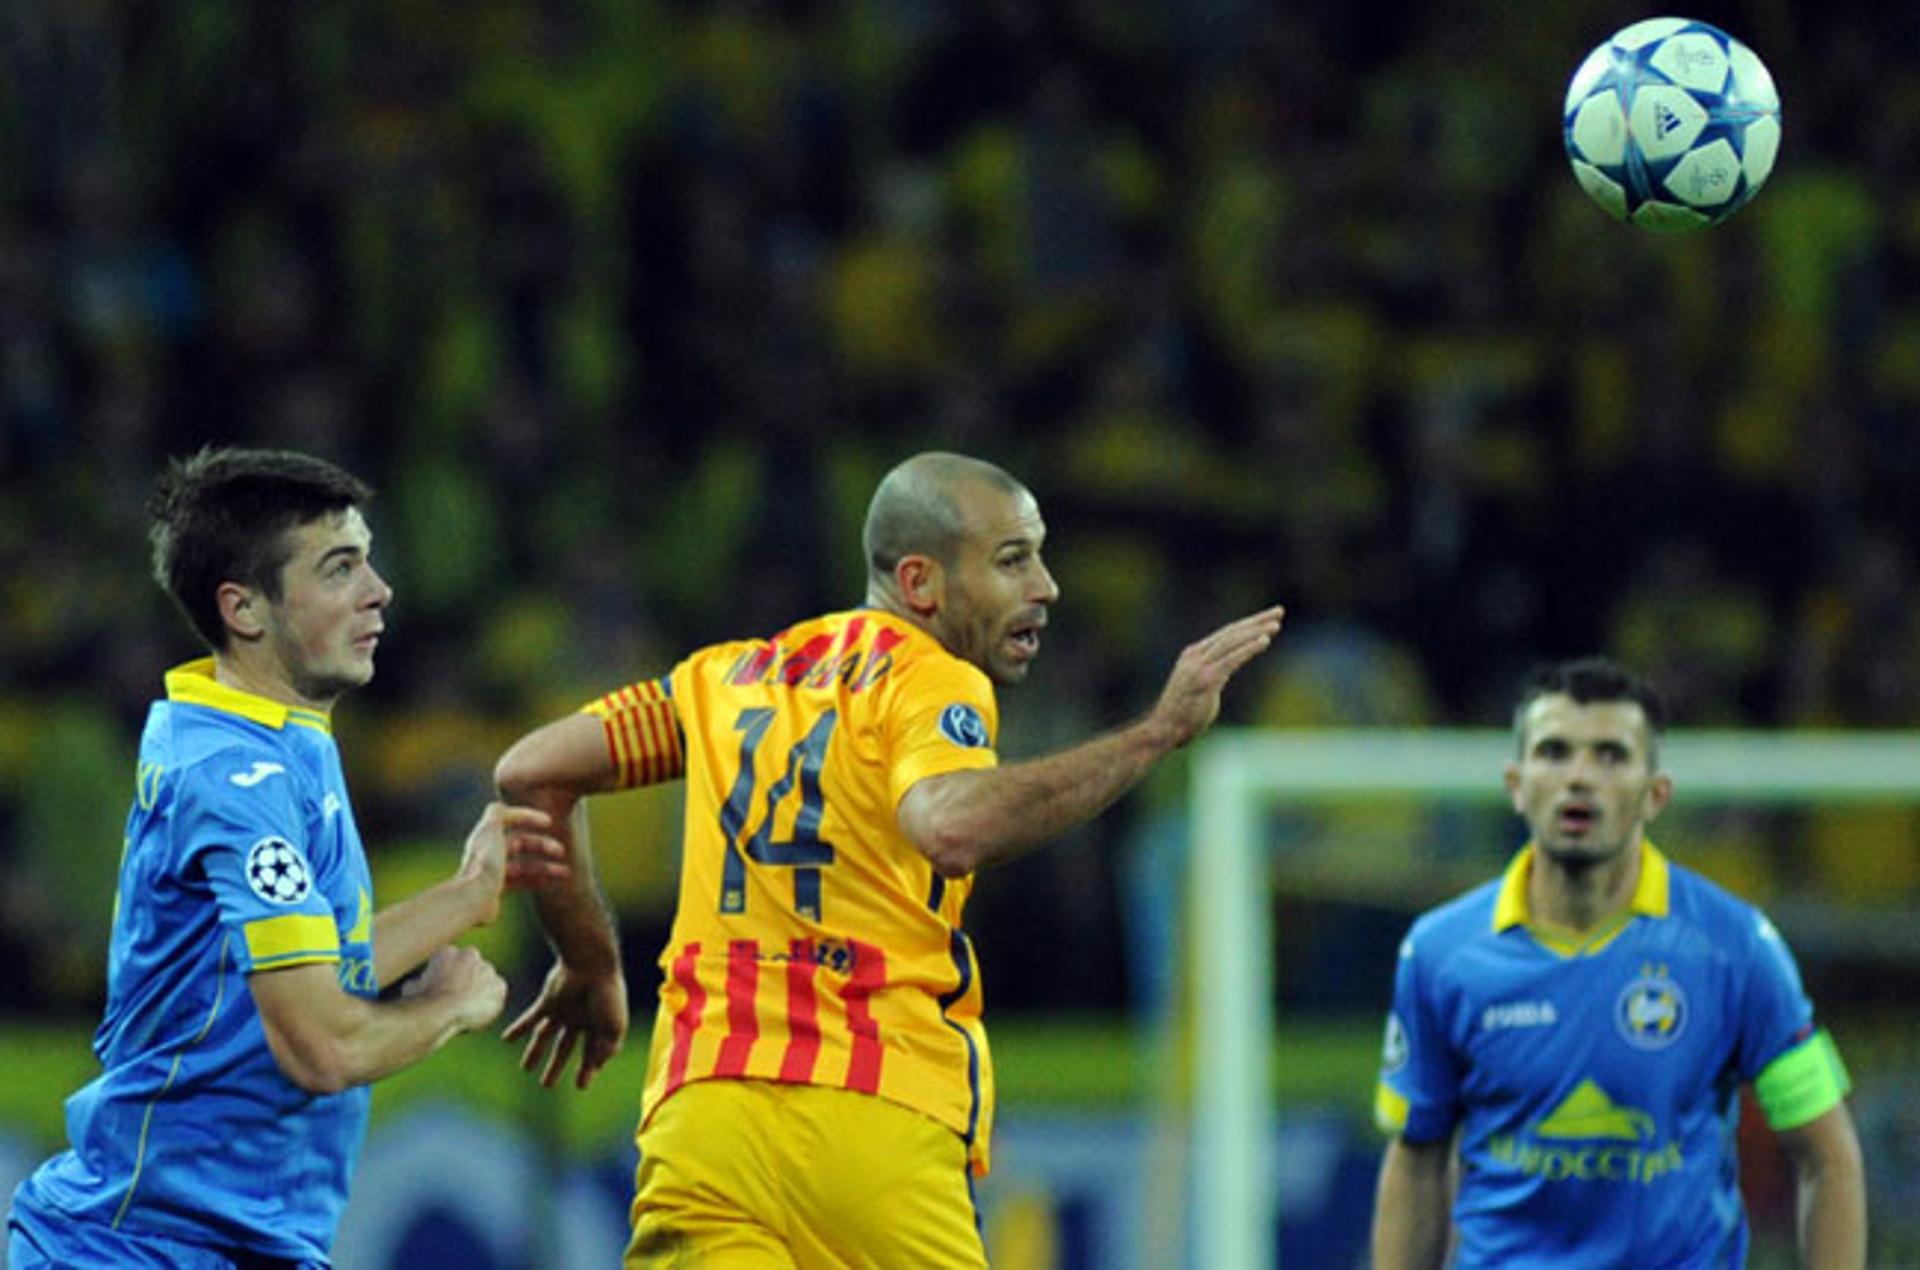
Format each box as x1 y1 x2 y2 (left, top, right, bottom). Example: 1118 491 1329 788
494 713 633 1089
495 713 626 972
371 803 567 987
1144 603 1290 747
1777 1102 1868 1269
252 945 507 1094
1370 1136 1452 1270
897 605 1284 876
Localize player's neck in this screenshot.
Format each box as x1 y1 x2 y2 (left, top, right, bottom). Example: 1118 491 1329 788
1528 840 1642 936
864 587 935 638
214 647 337 716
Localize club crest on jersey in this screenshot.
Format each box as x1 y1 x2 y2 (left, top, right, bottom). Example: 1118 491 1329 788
246 836 313 905
938 703 990 749
1381 1012 1409 1074
1616 965 1688 1051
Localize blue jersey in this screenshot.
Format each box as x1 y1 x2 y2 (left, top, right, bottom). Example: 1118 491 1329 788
1375 842 1837 1269
10 661 377 1265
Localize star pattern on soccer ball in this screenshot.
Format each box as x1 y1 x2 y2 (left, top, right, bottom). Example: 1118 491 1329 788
246 837 313 905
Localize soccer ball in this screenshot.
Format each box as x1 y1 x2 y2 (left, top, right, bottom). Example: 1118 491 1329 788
1562 17 1782 232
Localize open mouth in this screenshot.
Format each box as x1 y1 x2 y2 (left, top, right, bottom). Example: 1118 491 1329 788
1556 803 1597 834
1006 623 1043 659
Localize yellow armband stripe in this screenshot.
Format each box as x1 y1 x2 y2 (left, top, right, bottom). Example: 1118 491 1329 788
1754 1028 1851 1131
585 679 685 789
243 913 341 971
1375 1081 1411 1134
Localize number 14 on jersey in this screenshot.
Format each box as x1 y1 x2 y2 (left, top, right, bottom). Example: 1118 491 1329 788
719 708 839 921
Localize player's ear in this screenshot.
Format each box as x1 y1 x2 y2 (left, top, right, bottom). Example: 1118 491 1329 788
218 581 267 641
1503 762 1523 813
1641 772 1674 825
894 554 943 618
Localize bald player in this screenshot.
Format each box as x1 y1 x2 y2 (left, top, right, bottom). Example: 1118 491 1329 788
494 452 1285 1267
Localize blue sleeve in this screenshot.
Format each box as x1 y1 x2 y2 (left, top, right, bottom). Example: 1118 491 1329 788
1377 924 1462 1142
175 751 341 974
1732 907 1818 1082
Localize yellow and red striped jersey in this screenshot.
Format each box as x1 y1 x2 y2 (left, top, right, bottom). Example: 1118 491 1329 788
583 608 1003 1173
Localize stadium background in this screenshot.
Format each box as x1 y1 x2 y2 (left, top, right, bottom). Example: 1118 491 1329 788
2 1 1917 1265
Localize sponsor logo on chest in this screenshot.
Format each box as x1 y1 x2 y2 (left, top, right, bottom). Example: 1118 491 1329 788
1482 999 1559 1032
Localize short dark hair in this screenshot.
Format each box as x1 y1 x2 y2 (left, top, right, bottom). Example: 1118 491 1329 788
148 447 374 651
862 452 1026 579
1512 656 1667 761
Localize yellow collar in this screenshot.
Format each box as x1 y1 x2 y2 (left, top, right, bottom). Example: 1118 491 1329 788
164 658 332 734
1492 840 1669 932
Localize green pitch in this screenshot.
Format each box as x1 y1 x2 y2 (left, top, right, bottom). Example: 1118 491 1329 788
0 1015 1382 1154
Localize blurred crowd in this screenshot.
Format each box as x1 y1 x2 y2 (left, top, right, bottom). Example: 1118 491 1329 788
4 0 1920 1017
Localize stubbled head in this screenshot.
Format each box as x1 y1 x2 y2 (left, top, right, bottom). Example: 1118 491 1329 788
863 452 1058 684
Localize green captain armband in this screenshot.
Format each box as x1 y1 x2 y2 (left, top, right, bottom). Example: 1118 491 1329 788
1754 1029 1852 1130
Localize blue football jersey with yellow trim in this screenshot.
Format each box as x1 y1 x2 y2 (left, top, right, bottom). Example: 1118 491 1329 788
10 660 376 1264
1375 842 1836 1269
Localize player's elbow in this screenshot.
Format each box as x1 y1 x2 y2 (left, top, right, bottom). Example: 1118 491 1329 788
494 718 605 809
492 741 544 803
898 776 994 877
918 824 988 878
261 1021 357 1095
493 737 575 809
289 1061 353 1097
272 1044 356 1096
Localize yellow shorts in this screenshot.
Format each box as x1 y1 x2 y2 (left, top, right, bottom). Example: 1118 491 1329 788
626 1078 987 1269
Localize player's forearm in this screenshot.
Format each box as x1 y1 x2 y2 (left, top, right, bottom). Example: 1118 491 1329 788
323 995 478 1090
371 877 491 987
496 719 625 974
1370 1141 1451 1270
1776 1102 1868 1268
1371 1223 1447 1270
905 716 1178 876
527 801 622 975
256 970 477 1094
1797 1151 1868 1268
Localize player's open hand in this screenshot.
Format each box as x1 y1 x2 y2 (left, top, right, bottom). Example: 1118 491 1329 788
503 957 630 1091
1149 605 1285 749
458 803 569 923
